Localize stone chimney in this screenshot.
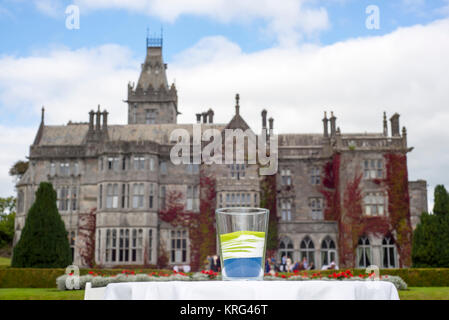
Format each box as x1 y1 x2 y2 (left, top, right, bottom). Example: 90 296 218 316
207 109 214 123
390 113 400 137
330 111 337 137
102 110 108 131
261 109 267 130
323 111 329 138
235 93 240 116
269 117 274 136
89 110 95 132
383 112 388 136
96 105 101 131
196 113 202 124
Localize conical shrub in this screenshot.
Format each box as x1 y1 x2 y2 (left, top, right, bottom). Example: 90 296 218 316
12 182 72 268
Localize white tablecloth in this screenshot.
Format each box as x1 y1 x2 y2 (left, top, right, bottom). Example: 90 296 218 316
103 281 399 300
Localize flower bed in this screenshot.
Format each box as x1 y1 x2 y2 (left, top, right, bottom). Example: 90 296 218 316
56 269 407 291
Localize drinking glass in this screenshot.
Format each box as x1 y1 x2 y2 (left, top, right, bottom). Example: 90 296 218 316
216 207 269 281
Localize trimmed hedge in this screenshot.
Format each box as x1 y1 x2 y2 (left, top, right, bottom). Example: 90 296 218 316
289 268 449 287
375 268 449 287
1 267 449 288
0 268 168 288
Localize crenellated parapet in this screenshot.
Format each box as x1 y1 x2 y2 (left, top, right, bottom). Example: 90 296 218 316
127 81 178 103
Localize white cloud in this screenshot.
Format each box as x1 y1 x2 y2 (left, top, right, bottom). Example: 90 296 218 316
436 0 449 16
34 0 330 46
33 0 64 18
1 18 449 211
171 19 449 210
0 44 139 197
0 126 36 197
0 44 139 126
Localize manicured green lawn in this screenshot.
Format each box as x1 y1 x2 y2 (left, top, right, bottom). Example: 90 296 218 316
0 287 448 300
0 257 11 267
399 287 449 300
0 288 84 300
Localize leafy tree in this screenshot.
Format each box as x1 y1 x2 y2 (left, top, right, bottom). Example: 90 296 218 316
0 197 16 248
11 182 72 268
433 185 449 216
9 160 29 179
412 212 449 267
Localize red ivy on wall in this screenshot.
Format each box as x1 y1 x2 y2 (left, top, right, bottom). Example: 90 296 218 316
158 168 217 271
190 171 217 271
384 153 412 267
320 154 341 221
77 208 97 268
340 173 363 267
320 153 412 268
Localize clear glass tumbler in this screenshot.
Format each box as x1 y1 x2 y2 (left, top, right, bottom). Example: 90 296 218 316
216 207 269 281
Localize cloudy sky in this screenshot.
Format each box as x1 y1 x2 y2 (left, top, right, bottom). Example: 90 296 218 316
1 0 448 210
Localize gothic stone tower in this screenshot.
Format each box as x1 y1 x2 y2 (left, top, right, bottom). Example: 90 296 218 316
126 36 178 124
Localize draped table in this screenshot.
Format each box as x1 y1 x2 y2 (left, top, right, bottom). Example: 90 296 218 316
102 280 399 300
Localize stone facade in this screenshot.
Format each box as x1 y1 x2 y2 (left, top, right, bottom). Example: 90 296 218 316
14 38 428 269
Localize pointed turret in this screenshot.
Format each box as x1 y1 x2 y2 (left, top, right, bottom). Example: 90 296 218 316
126 34 178 124
33 106 45 145
137 38 169 91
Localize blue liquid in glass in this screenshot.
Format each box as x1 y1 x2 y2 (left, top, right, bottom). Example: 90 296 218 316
223 257 262 278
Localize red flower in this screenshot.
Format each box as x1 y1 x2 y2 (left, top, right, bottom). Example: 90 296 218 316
281 275 286 278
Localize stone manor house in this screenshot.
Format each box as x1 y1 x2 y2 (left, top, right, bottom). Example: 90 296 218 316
14 37 428 269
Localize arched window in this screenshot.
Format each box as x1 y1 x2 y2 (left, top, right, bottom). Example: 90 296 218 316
279 237 294 260
300 236 315 266
321 236 337 267
382 236 397 268
357 236 371 267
